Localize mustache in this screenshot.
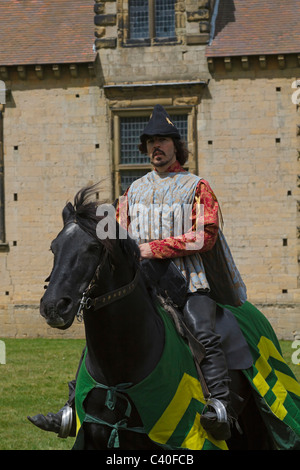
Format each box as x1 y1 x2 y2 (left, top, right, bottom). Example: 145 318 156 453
152 147 166 157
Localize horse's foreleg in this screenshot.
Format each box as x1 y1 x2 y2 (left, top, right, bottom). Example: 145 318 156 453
83 422 112 450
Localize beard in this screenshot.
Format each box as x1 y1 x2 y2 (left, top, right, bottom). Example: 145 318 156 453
151 149 174 168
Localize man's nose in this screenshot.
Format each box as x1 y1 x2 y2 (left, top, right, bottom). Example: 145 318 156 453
153 137 163 146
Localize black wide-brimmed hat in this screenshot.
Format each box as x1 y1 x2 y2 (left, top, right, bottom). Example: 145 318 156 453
140 105 181 142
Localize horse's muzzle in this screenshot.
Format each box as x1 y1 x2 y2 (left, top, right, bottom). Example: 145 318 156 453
40 297 75 329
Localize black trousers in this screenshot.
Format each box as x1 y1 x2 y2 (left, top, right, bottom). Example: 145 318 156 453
182 292 230 403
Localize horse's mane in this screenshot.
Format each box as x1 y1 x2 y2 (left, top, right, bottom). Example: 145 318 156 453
67 183 140 263
73 183 102 236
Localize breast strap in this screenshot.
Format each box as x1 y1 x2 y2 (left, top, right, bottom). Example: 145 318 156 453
83 380 146 448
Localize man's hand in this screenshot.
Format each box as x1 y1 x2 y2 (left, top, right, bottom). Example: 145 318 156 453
139 243 154 259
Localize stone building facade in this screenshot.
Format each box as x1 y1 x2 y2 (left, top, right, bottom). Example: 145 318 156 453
0 0 299 338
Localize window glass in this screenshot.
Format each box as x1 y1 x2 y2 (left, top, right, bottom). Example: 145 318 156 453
155 0 175 38
129 0 149 39
120 116 149 164
129 0 176 40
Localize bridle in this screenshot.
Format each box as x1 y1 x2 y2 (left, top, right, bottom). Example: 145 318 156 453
47 219 142 322
76 248 141 322
76 268 141 322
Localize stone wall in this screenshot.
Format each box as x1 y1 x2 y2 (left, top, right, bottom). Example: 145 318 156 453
200 55 300 339
0 0 299 339
92 0 299 339
0 62 110 338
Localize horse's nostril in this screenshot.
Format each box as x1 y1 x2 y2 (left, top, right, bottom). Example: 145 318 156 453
56 297 73 313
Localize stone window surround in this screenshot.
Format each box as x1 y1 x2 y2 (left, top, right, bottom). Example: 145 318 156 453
124 0 178 46
108 97 198 198
94 0 212 49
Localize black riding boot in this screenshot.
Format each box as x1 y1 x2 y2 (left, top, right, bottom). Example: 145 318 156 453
27 380 77 438
182 293 232 441
28 349 86 436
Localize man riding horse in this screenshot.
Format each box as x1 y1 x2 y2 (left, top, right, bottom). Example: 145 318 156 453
29 105 249 442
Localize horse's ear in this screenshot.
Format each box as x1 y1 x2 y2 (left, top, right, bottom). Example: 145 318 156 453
62 202 75 225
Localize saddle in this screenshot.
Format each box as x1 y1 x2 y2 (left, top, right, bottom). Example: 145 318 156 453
141 258 189 308
141 259 252 371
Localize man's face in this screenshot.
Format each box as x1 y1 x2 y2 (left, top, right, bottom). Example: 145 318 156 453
146 135 177 171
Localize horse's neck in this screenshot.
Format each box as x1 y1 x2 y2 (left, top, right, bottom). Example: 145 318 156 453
84 267 164 386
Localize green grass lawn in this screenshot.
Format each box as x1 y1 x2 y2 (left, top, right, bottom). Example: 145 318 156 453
0 338 299 450
0 338 85 450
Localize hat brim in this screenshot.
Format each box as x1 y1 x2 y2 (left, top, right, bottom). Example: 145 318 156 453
140 131 181 141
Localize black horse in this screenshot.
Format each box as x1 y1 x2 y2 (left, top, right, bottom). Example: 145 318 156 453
39 185 273 450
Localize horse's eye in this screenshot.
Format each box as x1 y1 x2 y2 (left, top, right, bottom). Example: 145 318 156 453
89 244 100 253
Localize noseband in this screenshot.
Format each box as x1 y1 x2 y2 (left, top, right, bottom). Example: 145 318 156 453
76 266 141 322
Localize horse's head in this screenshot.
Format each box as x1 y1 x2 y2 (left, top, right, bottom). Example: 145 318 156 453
40 186 107 329
40 185 140 330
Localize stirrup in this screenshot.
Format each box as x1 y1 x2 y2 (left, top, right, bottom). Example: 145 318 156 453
202 397 228 423
58 405 74 438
